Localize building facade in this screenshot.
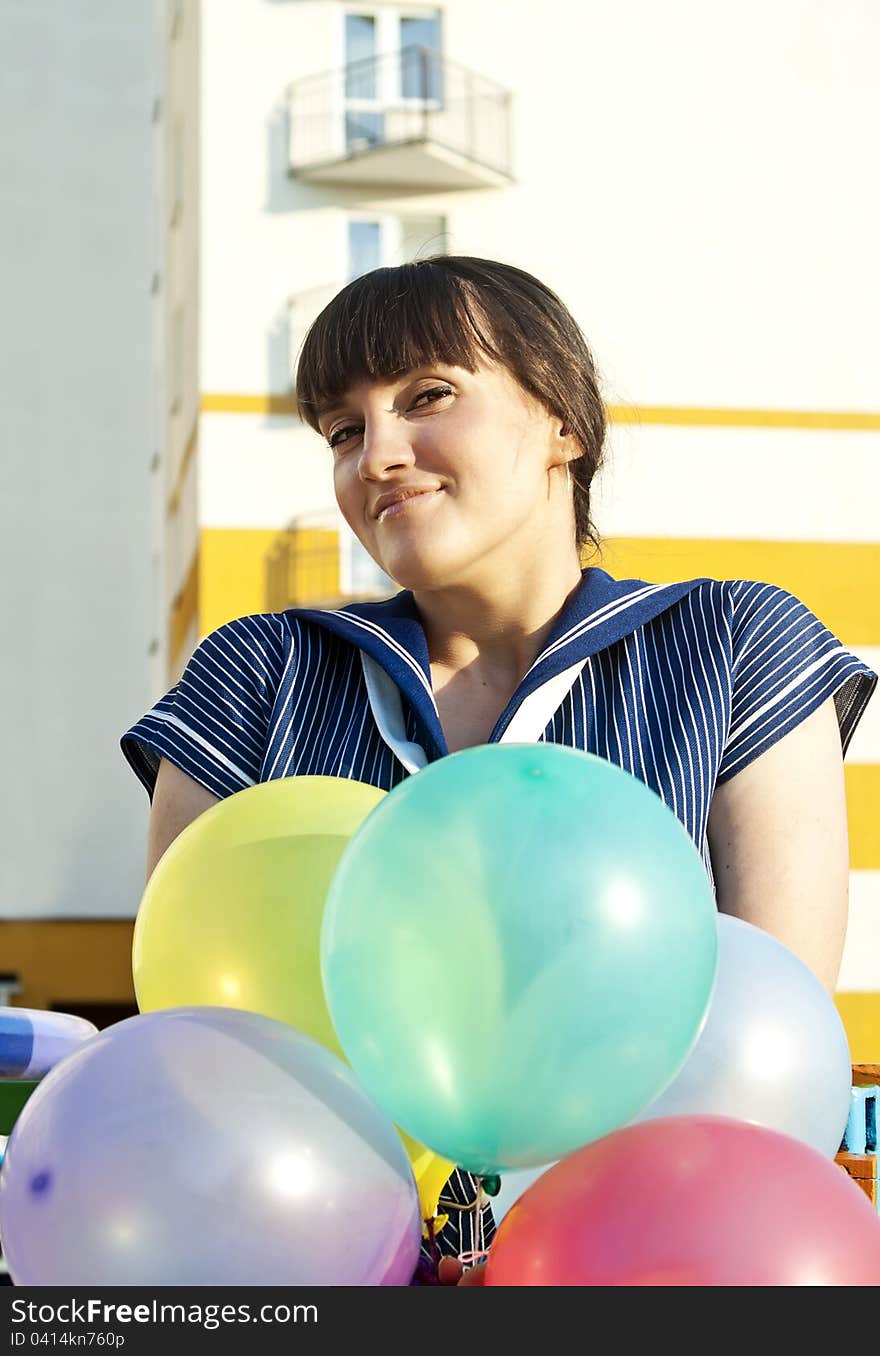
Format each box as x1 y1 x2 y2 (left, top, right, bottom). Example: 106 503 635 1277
3 1 878 1055
194 0 880 1052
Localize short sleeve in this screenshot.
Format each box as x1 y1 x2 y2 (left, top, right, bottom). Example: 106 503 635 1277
120 613 288 801
716 580 877 784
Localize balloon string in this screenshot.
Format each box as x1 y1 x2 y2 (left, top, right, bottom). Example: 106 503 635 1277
457 1175 490 1269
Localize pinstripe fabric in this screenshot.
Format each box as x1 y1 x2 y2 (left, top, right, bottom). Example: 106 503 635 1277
121 568 877 1265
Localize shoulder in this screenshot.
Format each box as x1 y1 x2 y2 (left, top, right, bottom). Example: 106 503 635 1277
705 579 839 660
180 613 298 719
199 605 397 684
200 610 292 650
651 577 807 638
622 578 835 682
193 611 294 675
660 577 789 612
649 577 854 668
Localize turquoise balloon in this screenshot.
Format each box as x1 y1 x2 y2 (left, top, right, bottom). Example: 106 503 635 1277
321 744 718 1175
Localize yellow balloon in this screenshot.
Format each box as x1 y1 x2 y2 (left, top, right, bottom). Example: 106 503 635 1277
134 777 383 1054
398 1128 454 1231
133 775 452 1222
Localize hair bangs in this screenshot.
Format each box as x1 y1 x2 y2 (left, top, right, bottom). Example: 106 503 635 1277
294 260 497 431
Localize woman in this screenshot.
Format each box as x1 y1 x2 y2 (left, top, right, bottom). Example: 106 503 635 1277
122 255 876 1279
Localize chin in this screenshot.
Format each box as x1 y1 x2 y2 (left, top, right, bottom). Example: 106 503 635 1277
382 562 446 592
385 556 485 595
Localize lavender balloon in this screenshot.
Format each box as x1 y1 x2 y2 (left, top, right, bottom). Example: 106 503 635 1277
0 1008 421 1286
632 915 852 1157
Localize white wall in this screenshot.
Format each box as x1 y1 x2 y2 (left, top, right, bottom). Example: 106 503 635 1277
0 1 159 918
469 0 878 413
200 0 341 395
199 416 334 527
594 425 880 543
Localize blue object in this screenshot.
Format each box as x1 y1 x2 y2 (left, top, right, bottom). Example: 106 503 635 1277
841 1086 879 1154
0 1016 32 1079
0 1009 97 1080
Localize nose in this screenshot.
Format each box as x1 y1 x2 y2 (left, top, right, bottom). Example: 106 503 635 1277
357 416 417 482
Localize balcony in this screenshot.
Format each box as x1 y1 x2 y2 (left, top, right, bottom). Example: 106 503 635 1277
289 283 343 381
265 512 395 611
288 47 514 191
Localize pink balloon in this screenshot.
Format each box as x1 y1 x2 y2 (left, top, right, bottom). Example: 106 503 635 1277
485 1116 880 1286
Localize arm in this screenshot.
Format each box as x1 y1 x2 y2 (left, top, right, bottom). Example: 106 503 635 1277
145 756 221 884
706 695 849 995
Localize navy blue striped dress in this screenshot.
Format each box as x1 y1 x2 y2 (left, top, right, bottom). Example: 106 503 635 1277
121 567 877 1263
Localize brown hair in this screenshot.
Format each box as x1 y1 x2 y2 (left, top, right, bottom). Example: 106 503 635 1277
294 256 606 552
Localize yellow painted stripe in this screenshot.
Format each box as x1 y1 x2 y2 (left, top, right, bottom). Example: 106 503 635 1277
605 405 880 431
846 766 880 872
199 526 282 638
169 545 199 667
593 538 880 644
835 992 880 1063
201 394 880 431
202 393 297 415
168 417 199 517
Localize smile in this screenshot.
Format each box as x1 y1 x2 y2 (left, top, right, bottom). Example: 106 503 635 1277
377 489 444 522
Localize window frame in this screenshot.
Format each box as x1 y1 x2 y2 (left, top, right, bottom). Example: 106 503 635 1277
340 4 444 128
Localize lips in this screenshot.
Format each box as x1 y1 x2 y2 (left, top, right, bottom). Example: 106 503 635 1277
373 487 444 521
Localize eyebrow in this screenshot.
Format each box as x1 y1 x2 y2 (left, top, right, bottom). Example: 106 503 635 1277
314 368 450 427
315 397 348 424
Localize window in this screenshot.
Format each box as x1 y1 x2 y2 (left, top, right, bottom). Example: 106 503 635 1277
345 14 377 96
399 13 442 100
348 221 382 280
345 13 383 148
345 109 385 151
343 7 443 152
340 525 395 599
347 213 447 278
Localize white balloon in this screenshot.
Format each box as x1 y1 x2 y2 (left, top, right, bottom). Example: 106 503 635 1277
632 915 852 1156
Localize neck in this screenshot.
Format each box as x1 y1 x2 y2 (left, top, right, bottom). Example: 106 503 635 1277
412 551 585 689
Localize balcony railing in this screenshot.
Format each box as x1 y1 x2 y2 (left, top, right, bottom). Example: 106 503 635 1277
289 283 343 383
265 515 395 612
288 47 514 190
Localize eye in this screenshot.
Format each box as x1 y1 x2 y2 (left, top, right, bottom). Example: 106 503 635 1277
327 385 453 450
328 424 359 451
413 384 454 407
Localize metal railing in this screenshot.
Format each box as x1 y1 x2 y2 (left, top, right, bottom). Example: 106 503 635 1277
289 282 344 382
266 527 340 611
288 46 513 180
265 518 395 612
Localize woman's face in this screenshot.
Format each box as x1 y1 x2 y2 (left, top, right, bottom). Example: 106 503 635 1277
317 355 574 591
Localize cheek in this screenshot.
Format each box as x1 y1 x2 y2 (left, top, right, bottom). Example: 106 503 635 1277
333 468 370 537
332 464 356 509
